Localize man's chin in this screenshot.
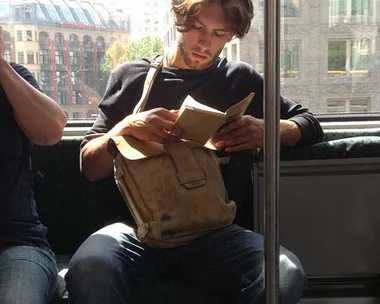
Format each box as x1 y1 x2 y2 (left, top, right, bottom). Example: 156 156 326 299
187 59 213 70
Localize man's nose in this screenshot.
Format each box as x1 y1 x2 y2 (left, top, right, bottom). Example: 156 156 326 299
197 31 211 50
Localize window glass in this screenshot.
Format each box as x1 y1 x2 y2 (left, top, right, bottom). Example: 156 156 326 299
3 0 378 120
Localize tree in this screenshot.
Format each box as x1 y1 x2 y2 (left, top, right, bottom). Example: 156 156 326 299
101 36 164 73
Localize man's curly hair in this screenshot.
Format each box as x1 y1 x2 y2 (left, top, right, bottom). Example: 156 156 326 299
171 0 254 39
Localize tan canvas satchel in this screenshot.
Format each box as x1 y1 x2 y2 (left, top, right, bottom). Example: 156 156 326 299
107 56 236 247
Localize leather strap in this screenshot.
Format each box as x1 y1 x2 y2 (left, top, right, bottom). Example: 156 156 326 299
164 143 206 189
133 56 164 114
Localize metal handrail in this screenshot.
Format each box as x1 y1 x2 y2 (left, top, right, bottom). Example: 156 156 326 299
264 0 281 302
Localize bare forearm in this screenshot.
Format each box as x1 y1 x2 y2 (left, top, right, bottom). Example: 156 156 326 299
280 119 302 147
81 135 115 181
0 59 67 145
81 121 134 181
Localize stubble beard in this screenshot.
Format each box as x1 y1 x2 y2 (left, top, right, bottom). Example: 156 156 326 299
178 39 216 70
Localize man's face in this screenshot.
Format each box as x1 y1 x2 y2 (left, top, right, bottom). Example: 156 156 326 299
177 2 232 70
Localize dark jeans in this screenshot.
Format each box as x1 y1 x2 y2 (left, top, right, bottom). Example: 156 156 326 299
65 223 306 304
0 245 58 304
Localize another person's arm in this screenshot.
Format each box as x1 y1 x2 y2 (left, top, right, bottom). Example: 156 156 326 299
0 60 67 145
0 27 67 145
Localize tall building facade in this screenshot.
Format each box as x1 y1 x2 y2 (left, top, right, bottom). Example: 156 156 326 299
128 0 168 41
163 0 380 114
1 0 130 119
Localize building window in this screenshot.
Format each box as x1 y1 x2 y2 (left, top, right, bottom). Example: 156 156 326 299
85 70 93 86
327 98 369 113
96 36 105 49
259 0 300 18
27 52 34 64
328 38 371 76
281 43 300 78
17 30 22 41
40 49 50 64
24 7 33 20
39 32 49 45
83 35 92 47
57 90 67 105
3 31 11 62
3 31 11 43
69 34 78 46
56 71 67 86
55 33 64 46
17 52 24 64
71 71 80 85
259 42 300 78
41 71 51 85
70 51 79 65
26 30 33 41
97 52 105 65
55 51 65 65
329 0 371 17
84 52 92 65
4 49 11 61
72 91 80 104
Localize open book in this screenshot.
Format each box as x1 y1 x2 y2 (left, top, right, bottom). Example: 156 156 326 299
174 92 255 146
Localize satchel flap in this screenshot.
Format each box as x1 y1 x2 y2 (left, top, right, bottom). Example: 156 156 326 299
107 135 166 160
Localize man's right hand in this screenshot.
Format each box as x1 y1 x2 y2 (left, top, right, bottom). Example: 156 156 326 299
109 107 183 144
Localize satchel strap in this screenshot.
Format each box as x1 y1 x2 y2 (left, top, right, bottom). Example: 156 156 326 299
164 143 206 189
133 56 164 114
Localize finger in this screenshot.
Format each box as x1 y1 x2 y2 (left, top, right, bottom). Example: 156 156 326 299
216 119 243 136
153 127 180 141
214 134 253 149
155 108 178 122
213 126 249 142
156 119 182 136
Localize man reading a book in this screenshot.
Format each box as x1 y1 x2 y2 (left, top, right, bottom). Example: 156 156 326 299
65 0 324 303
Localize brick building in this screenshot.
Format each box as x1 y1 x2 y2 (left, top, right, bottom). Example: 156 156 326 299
1 0 130 118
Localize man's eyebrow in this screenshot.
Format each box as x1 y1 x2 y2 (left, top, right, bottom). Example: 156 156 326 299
197 20 230 32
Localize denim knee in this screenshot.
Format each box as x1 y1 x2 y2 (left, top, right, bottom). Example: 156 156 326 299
279 248 307 303
66 251 125 289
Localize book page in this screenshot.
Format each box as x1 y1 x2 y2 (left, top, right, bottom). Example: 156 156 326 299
180 95 224 115
224 92 255 123
174 108 226 145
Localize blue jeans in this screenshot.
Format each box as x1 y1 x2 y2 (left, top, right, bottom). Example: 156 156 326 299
0 245 58 304
65 223 306 304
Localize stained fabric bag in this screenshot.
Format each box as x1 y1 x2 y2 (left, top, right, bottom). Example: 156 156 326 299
107 56 236 247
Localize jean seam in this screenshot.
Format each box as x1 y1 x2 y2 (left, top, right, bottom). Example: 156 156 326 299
43 268 58 304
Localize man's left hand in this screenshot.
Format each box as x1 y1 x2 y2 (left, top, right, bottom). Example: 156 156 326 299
212 115 264 152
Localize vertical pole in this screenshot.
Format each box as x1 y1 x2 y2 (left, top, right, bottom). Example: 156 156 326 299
264 0 281 302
